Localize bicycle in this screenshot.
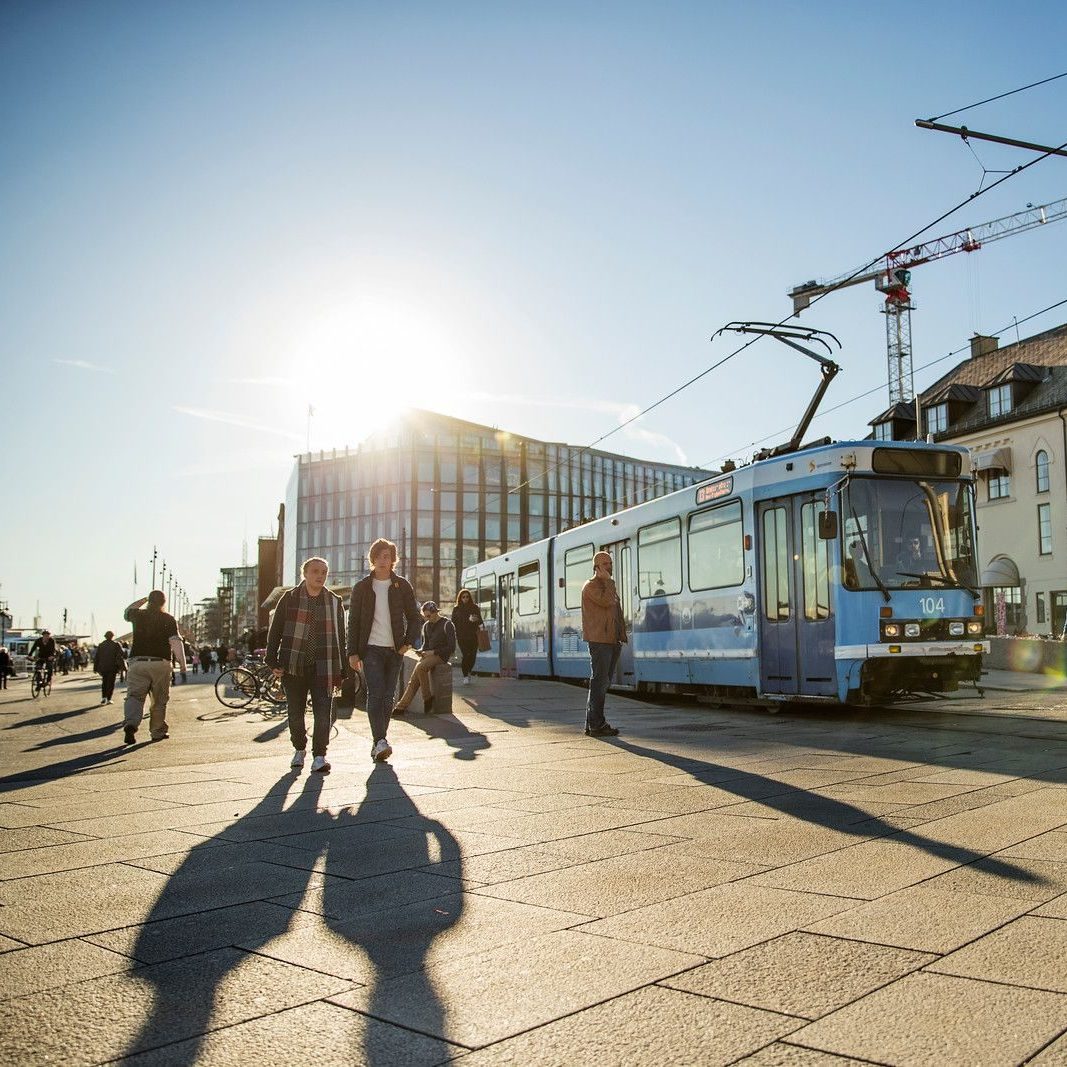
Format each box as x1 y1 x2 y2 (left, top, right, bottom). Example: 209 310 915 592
215 661 286 709
30 661 53 699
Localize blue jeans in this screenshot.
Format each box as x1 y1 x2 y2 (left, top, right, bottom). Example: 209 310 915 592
586 641 621 730
281 672 333 757
363 645 402 743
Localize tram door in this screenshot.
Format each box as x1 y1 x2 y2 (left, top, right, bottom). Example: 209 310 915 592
600 540 635 685
498 573 517 677
757 495 836 697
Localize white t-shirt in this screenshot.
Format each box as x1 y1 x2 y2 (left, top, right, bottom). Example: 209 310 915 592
368 577 395 647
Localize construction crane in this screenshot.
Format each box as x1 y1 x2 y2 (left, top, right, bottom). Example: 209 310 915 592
789 196 1067 405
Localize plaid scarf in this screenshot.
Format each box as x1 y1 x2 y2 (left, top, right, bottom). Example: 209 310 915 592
278 581 343 689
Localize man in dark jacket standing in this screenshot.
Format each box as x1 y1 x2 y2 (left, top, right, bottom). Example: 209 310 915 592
265 557 346 774
581 550 627 737
93 630 126 705
393 602 456 716
347 538 421 763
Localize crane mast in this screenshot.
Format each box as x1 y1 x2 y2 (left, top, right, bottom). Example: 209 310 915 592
790 196 1067 404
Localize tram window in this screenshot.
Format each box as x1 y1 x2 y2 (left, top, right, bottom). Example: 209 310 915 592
762 507 790 621
801 502 832 620
477 575 495 622
688 501 743 591
564 544 594 608
517 561 540 615
638 518 682 598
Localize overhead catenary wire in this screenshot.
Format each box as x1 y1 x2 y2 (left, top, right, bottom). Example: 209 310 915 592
927 70 1067 123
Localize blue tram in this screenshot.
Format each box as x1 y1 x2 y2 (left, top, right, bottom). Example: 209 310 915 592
463 439 987 705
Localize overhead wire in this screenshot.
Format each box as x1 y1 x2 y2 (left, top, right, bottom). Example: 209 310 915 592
927 70 1067 123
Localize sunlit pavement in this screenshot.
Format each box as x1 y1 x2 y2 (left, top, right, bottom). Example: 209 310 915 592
1 668 1066 1065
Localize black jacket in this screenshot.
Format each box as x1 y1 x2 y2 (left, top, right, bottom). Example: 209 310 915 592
421 616 457 661
451 603 484 644
347 573 422 658
93 639 126 674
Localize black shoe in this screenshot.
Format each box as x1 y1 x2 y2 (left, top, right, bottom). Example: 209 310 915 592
585 724 619 737
123 725 136 745
423 696 435 715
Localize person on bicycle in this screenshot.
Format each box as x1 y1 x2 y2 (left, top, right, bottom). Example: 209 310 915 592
29 630 57 682
265 556 346 774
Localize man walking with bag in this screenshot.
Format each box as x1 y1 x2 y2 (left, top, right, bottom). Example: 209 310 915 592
93 630 126 705
581 550 626 737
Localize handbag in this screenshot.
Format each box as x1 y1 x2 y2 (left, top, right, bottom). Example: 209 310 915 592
477 629 491 652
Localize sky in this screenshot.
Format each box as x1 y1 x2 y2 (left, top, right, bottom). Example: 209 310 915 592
2 0 1065 638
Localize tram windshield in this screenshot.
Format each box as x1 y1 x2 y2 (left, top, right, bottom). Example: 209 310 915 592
841 477 977 592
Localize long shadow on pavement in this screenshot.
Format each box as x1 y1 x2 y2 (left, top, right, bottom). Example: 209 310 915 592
123 763 462 1063
610 737 1040 885
395 709 492 761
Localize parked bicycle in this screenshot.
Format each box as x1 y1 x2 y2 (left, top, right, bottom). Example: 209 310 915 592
215 659 286 709
31 661 53 699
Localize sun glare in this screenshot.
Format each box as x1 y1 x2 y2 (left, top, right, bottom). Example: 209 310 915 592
292 292 468 448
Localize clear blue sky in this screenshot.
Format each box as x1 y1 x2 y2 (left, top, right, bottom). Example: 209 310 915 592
2 0 1065 637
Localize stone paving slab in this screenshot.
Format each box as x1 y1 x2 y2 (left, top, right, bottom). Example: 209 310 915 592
921 856 1067 902
0 938 137 999
787 971 1067 1065
663 931 934 1020
116 999 461 1066
330 928 704 1048
474 843 763 918
928 915 1067 993
0 947 353 1066
805 884 1036 954
248 891 587 984
456 985 802 1066
581 883 857 958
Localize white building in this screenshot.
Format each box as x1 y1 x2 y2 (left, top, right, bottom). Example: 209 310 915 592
870 323 1067 635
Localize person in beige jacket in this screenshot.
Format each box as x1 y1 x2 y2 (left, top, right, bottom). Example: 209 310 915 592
581 550 627 736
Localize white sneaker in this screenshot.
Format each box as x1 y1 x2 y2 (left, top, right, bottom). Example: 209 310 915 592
371 738 392 762
311 755 331 773
462 676 470 686
290 749 306 769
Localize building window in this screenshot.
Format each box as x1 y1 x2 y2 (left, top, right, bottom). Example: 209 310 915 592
872 422 893 441
925 404 948 435
1036 592 1047 625
1039 502 1052 555
988 473 1010 500
1036 450 1050 493
987 384 1012 418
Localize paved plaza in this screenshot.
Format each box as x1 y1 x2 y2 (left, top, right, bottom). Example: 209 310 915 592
1 666 1066 1065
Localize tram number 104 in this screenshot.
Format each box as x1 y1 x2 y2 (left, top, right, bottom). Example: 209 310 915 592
919 597 946 615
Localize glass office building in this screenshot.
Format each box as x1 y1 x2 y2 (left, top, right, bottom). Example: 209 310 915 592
283 409 711 604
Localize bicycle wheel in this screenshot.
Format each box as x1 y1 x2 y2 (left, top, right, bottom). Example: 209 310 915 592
31 674 42 699
43 674 52 696
216 667 257 708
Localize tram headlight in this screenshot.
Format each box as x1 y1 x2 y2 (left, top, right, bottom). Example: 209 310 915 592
904 623 921 638
948 621 965 637
966 620 983 635
883 623 901 638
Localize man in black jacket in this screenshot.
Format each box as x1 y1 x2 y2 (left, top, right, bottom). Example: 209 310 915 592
93 630 126 705
393 602 456 716
347 538 422 763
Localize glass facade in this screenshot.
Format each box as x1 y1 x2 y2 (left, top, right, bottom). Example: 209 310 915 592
286 413 709 604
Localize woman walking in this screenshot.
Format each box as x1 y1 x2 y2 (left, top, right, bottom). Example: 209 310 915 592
451 588 484 685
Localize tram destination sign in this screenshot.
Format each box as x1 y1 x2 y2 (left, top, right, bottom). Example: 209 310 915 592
695 476 733 505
